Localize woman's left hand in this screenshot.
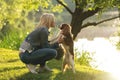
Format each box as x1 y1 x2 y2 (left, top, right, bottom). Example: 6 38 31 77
57 34 64 43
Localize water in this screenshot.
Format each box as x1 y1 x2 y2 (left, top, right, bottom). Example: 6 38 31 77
74 37 120 80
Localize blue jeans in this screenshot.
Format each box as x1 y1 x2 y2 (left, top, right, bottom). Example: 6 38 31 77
19 48 57 66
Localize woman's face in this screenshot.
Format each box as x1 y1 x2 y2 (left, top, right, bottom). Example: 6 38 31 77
51 20 55 28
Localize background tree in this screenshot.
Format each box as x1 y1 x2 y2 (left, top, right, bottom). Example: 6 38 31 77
0 0 120 40
0 0 63 37
56 0 120 39
0 0 63 49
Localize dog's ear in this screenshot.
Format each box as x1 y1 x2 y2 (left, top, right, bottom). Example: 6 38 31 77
59 23 72 36
59 23 66 30
60 24 71 31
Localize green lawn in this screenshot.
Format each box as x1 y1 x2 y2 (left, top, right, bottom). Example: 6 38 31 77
0 48 115 80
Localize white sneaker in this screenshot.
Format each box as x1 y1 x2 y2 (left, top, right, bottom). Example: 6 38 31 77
44 65 53 72
26 64 38 74
38 65 53 73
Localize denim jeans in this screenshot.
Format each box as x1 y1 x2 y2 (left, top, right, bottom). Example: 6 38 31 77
19 48 57 66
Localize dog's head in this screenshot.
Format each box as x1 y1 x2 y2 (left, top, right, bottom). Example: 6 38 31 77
59 23 71 35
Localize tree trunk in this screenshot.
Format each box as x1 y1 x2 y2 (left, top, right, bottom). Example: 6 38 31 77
70 7 100 40
118 8 120 20
70 9 84 40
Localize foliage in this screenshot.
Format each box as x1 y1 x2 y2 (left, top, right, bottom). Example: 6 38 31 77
0 0 64 50
116 42 120 50
75 49 94 67
0 0 65 47
56 0 120 39
64 0 120 10
0 29 27 50
0 0 48 28
0 25 60 50
0 0 64 29
0 49 114 80
0 0 119 40
116 31 120 50
49 26 60 39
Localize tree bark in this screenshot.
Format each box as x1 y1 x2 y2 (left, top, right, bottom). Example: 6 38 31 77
56 0 119 40
70 8 84 40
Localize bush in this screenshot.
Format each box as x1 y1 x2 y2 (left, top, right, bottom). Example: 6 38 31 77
0 30 27 50
0 32 4 39
75 49 94 67
116 29 120 50
116 42 120 50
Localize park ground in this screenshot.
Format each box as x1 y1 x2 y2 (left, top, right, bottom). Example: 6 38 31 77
0 11 120 80
0 48 118 80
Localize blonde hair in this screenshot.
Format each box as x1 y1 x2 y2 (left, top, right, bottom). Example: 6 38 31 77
37 13 55 28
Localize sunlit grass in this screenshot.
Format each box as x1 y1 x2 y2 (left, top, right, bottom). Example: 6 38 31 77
0 48 116 80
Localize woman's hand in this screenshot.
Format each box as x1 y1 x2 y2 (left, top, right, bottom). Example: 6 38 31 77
57 34 64 43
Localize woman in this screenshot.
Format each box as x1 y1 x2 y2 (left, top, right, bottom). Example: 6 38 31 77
19 13 63 74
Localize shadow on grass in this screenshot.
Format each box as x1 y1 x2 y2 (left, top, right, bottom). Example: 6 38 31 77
0 66 26 73
15 71 53 80
50 59 116 80
14 61 96 80
53 70 95 80
53 70 115 80
14 60 60 80
15 68 95 80
9 68 115 80
6 59 115 80
7 59 19 63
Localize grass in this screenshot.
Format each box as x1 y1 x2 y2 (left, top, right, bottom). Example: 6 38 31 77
0 48 115 80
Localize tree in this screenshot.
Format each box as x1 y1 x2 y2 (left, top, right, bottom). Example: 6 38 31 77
0 0 64 36
1 0 120 40
0 0 53 33
56 0 120 39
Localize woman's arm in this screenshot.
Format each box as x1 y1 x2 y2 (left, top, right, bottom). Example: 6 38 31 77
39 27 50 48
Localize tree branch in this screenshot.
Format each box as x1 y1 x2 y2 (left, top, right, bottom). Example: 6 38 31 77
83 7 101 20
56 0 73 15
82 16 119 28
75 0 79 6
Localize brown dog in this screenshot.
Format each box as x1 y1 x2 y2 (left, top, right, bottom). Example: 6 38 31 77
59 23 75 73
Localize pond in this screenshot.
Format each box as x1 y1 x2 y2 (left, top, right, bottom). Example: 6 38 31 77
74 36 120 80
